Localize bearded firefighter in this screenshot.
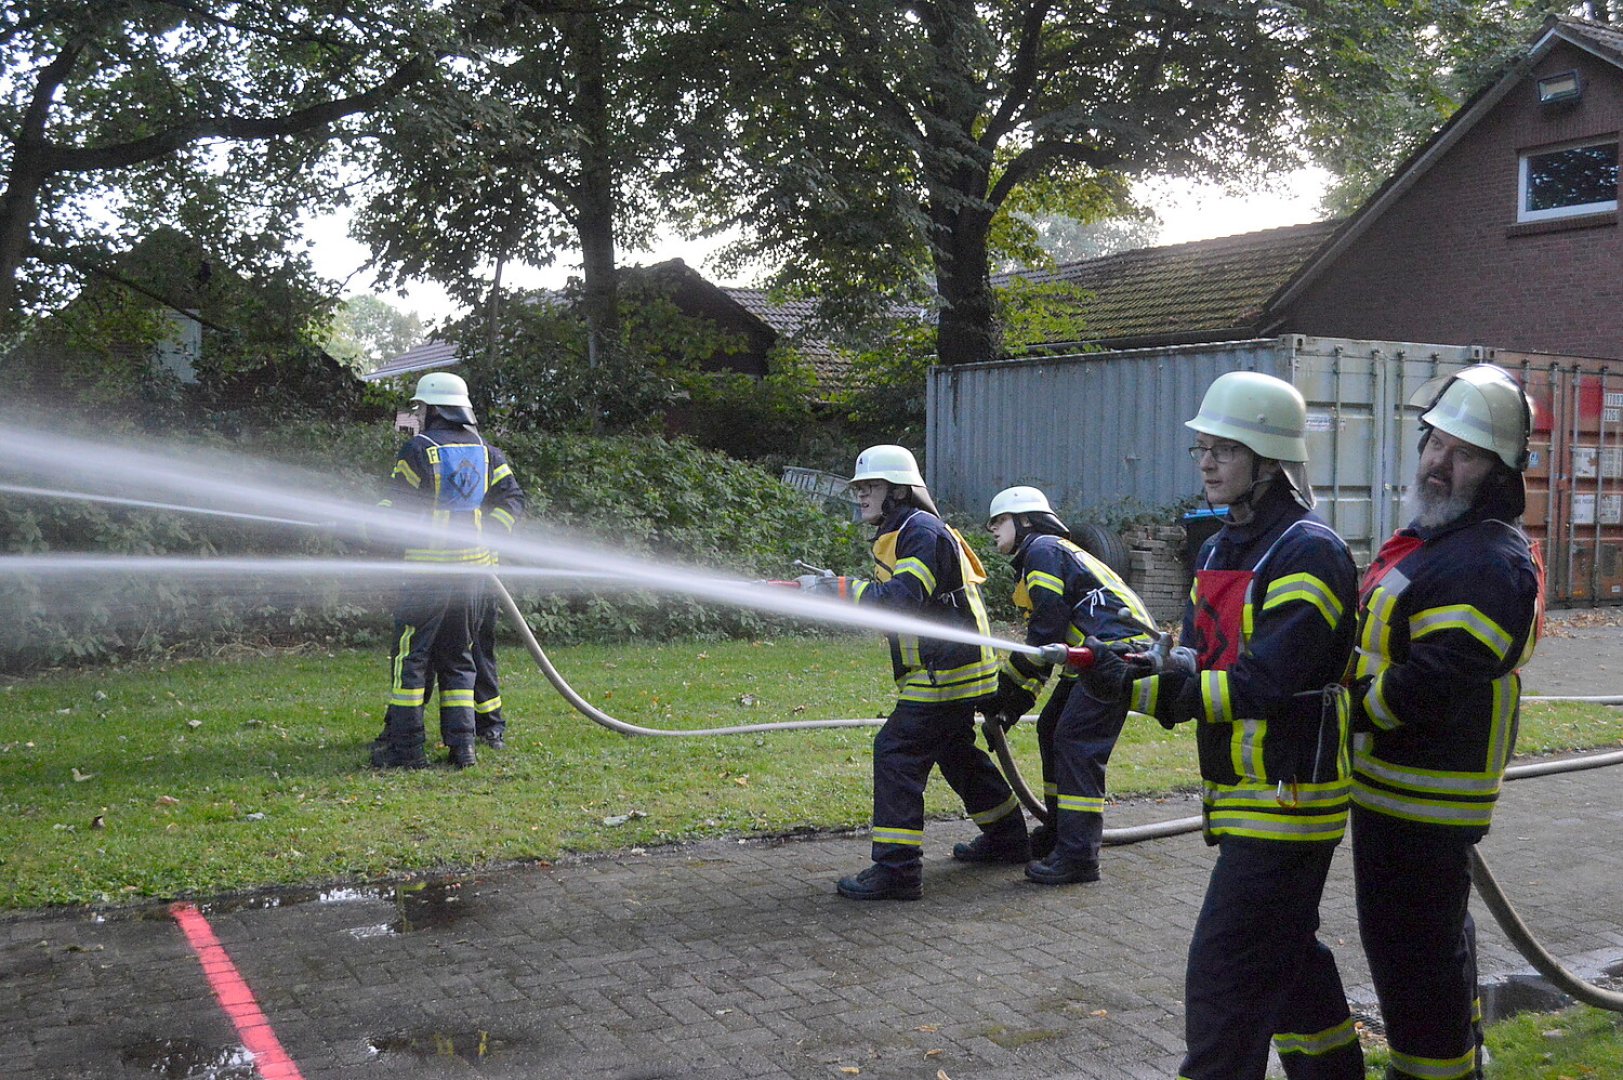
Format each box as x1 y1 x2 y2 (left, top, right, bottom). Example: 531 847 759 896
1349 364 1541 1080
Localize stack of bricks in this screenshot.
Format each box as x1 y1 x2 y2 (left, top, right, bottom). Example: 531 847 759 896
1123 523 1191 626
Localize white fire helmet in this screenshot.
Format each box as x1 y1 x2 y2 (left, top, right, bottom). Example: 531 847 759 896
410 371 473 409
1187 371 1314 508
1415 364 1533 471
851 444 925 487
988 486 1053 523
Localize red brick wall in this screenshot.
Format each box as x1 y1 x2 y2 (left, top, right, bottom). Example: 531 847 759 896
1282 39 1623 359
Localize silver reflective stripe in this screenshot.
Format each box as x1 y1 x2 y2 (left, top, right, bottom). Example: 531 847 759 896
1350 783 1496 827
1352 751 1501 794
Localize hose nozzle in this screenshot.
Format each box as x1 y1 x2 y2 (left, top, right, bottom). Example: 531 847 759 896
1035 642 1095 669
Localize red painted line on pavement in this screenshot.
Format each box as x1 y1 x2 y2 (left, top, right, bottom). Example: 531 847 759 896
170 902 306 1080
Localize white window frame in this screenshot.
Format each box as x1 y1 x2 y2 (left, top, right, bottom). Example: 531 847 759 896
1517 136 1620 223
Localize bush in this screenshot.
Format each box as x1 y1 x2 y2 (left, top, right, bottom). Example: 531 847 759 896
0 420 867 671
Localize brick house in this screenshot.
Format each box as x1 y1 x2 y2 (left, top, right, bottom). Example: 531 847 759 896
999 16 1622 361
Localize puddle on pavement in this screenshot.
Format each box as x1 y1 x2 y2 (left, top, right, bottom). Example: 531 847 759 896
187 880 472 937
1480 972 1572 1023
120 1035 255 1078
368 1028 507 1064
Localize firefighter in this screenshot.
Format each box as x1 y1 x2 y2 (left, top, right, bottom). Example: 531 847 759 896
1348 364 1541 1080
1084 372 1363 1079
372 372 525 770
984 485 1155 883
802 444 1025 901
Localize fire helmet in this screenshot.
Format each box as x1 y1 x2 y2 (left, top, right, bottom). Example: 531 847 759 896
851 444 925 487
1187 371 1314 509
411 371 473 409
989 485 1070 537
1416 364 1533 471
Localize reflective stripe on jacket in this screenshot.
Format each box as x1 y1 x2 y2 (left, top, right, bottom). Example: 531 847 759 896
1003 534 1154 694
381 424 526 565
1349 513 1540 836
852 507 998 703
1136 491 1358 844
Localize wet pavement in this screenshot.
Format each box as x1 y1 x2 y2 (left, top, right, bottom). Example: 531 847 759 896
2 625 1621 1079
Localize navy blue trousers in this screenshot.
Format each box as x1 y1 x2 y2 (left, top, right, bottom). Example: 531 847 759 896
1048 681 1129 865
384 578 477 752
871 699 1024 871
472 583 505 738
1180 837 1363 1080
1353 805 1483 1080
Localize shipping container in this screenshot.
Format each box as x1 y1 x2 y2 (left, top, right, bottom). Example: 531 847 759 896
926 335 1623 605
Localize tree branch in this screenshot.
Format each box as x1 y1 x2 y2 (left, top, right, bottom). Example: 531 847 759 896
985 0 1053 145
45 56 433 175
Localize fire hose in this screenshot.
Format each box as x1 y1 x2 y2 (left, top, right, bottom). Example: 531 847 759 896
494 575 1623 1011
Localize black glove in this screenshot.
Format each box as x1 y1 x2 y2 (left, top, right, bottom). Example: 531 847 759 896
1145 670 1201 730
986 672 1036 731
1080 636 1153 702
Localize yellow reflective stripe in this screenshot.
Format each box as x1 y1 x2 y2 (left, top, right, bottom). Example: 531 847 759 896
1487 671 1517 775
1262 571 1344 629
1043 781 1058 797
894 556 936 593
1365 670 1401 729
389 688 426 707
1352 751 1503 794
1356 588 1400 675
1201 670 1233 724
1204 809 1348 842
1273 1016 1359 1058
1025 568 1065 596
1387 1044 1476 1079
489 507 516 531
971 794 1021 825
441 689 475 708
390 625 415 696
1057 793 1105 813
1231 717 1267 782
853 580 870 602
474 696 502 715
392 460 422 488
1411 603 1513 660
403 547 491 563
1205 778 1352 807
873 826 923 847
1130 677 1159 716
491 462 513 484
999 657 1044 696
1350 779 1498 828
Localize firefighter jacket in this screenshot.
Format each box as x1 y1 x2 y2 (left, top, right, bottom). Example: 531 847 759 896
852 506 999 704
380 419 525 564
1131 486 1358 845
1002 533 1155 696
1347 492 1540 839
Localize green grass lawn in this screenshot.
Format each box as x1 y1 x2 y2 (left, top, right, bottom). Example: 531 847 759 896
1 633 1620 910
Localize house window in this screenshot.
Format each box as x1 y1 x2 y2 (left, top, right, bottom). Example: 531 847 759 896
1518 138 1619 222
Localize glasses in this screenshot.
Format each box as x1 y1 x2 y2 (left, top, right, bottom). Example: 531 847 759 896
1188 443 1245 464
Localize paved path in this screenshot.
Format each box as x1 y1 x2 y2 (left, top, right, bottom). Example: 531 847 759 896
1 626 1620 1079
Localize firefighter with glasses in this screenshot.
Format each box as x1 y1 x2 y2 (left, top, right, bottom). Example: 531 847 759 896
984 485 1155 884
1349 364 1541 1080
1084 371 1363 1079
801 444 1025 901
372 372 524 770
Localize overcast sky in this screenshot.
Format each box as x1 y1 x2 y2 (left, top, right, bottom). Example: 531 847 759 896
312 165 1331 327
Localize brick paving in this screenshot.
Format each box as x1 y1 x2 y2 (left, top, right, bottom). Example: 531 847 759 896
1 631 1619 1079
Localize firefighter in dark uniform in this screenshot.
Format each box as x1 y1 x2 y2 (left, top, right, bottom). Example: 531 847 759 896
1348 364 1541 1080
372 372 525 770
983 485 1155 884
472 473 524 750
1086 372 1363 1079
802 444 1024 901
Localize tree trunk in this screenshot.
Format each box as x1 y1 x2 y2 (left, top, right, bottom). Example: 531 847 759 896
932 203 1001 366
567 11 619 366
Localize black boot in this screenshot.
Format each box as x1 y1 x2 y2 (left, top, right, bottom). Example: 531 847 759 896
836 863 922 901
448 744 476 769
952 828 1030 864
1028 823 1057 861
370 741 428 769
476 726 505 750
1025 855 1100 885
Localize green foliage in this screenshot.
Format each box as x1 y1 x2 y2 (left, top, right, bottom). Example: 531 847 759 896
0 419 863 669
320 296 425 372
1480 1004 1623 1078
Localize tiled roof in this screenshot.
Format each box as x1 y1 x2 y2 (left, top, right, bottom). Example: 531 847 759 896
363 340 460 382
993 221 1342 348
1558 14 1623 61
721 287 855 393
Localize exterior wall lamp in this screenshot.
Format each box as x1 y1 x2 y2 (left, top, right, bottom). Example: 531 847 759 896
1537 70 1582 104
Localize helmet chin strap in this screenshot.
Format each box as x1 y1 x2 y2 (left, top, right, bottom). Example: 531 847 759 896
1205 458 1272 516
